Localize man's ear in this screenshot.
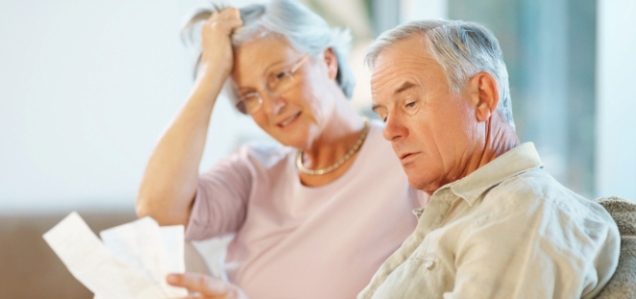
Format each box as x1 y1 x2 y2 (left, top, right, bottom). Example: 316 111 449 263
323 48 339 80
468 72 500 122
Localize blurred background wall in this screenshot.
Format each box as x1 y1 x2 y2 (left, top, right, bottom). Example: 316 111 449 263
0 0 267 214
0 0 634 298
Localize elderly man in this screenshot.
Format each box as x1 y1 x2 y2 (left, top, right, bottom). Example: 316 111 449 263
358 20 620 299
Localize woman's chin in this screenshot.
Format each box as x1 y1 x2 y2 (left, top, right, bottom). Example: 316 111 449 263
278 136 308 150
271 123 310 148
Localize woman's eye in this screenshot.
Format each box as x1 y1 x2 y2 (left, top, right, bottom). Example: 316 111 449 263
275 71 290 80
239 93 258 103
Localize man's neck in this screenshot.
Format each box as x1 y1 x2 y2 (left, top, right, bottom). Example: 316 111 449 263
424 115 519 195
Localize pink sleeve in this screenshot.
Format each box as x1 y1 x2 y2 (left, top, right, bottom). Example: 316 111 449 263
185 146 253 240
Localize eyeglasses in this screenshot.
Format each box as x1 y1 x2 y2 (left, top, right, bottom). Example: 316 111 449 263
235 55 309 115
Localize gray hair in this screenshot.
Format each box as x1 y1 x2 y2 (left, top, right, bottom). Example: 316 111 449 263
366 20 514 127
185 0 355 99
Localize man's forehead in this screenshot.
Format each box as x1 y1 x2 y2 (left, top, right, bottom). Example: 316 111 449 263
373 35 429 62
370 52 420 99
370 41 441 97
371 39 428 77
370 50 404 93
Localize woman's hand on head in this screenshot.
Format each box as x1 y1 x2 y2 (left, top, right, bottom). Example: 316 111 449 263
168 272 248 299
199 8 243 78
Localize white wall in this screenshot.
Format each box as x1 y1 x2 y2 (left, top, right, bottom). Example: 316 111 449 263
2 0 634 212
0 0 267 212
400 0 447 21
596 0 636 200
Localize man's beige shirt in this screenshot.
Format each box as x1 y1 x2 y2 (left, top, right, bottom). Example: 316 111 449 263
358 143 620 299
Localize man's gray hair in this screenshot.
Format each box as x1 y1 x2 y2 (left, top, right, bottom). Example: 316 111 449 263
186 0 355 99
366 20 514 127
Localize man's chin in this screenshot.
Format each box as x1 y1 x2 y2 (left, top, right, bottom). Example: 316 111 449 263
407 176 427 190
407 174 438 193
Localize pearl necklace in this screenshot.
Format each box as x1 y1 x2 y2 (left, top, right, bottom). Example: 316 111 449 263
296 120 369 176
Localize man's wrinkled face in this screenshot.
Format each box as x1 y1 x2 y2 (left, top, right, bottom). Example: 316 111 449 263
371 36 482 192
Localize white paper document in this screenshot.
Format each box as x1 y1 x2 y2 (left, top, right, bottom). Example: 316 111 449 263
43 212 188 299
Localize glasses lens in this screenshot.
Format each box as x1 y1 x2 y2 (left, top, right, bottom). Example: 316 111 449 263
274 74 294 94
236 95 261 115
234 56 306 115
235 100 248 114
269 56 306 95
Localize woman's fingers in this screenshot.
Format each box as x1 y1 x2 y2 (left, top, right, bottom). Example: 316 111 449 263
217 7 241 24
198 7 243 76
205 8 242 34
167 273 231 297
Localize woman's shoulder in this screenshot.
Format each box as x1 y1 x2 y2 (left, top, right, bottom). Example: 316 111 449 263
234 141 294 169
349 119 403 174
365 120 396 156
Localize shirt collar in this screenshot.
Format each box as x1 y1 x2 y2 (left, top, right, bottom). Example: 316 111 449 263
433 142 543 206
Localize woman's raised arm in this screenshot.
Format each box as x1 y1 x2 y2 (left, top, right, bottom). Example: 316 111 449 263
136 8 242 225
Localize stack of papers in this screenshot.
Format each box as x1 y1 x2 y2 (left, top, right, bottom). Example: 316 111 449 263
43 212 188 299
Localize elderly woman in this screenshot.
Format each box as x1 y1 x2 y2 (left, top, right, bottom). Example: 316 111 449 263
137 1 423 298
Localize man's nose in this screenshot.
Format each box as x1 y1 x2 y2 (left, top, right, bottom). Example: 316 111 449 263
383 113 407 141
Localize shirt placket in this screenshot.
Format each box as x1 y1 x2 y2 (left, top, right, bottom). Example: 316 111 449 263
362 191 457 299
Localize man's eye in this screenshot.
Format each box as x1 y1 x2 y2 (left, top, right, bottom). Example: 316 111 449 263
372 109 387 122
405 100 417 108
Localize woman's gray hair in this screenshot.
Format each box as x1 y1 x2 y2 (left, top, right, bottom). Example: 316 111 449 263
184 0 355 99
366 20 514 127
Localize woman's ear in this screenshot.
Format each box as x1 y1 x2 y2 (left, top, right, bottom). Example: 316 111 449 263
468 72 500 122
323 48 339 80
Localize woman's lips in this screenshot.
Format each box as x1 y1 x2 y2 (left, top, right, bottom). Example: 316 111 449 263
276 111 301 128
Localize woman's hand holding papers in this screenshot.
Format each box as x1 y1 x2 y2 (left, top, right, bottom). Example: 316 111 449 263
168 272 247 299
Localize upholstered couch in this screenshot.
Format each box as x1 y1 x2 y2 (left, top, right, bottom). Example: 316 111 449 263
595 197 636 298
0 210 219 299
2 197 633 299
0 211 137 298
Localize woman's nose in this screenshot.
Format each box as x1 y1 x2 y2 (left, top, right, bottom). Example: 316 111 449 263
262 93 287 116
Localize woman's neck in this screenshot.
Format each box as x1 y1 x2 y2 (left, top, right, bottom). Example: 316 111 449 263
297 99 367 187
301 104 365 169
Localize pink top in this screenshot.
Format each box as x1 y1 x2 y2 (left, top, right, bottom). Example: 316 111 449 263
186 122 425 299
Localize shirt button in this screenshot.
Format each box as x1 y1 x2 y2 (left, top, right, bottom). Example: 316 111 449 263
412 208 424 218
423 257 436 270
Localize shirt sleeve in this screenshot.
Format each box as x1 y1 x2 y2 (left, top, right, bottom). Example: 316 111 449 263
446 193 618 299
185 146 254 241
